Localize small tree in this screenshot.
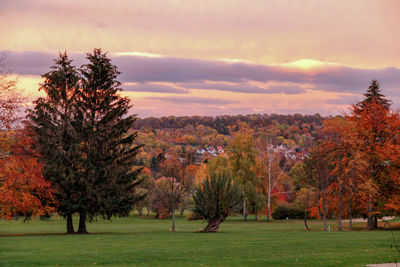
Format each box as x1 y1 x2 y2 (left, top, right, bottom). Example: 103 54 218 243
193 170 240 232
135 167 155 216
228 133 258 220
0 52 23 130
257 141 289 222
157 155 193 231
303 143 334 231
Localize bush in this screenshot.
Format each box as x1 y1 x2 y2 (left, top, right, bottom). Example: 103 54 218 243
186 211 204 221
272 204 305 220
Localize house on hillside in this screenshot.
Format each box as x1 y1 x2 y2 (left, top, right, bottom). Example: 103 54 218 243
196 147 205 154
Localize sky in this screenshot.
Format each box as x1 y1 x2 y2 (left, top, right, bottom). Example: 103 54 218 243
1 0 400 117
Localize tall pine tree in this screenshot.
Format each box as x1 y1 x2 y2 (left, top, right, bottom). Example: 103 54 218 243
29 52 80 234
75 49 142 233
357 80 391 110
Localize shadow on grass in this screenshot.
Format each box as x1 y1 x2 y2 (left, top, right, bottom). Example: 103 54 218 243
0 229 233 237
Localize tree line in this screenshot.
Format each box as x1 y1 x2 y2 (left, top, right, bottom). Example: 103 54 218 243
133 112 323 136
1 49 400 233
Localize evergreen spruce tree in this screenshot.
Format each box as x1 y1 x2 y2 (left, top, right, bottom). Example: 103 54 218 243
357 80 391 110
29 52 80 234
75 49 142 233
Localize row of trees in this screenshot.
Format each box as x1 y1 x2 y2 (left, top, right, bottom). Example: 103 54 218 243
133 112 323 136
137 130 291 231
1 48 399 233
302 81 400 230
143 81 400 232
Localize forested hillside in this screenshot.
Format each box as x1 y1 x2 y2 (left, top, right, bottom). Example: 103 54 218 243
132 113 324 167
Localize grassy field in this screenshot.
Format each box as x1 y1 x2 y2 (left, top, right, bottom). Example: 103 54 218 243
0 215 399 266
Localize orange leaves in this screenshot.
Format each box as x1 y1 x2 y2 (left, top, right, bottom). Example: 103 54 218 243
0 130 54 220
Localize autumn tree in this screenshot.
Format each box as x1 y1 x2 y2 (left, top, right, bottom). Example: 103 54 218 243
257 141 289 221
157 155 193 231
289 162 314 230
320 117 349 231
29 52 80 234
134 167 155 216
351 80 400 230
308 80 400 231
0 129 54 219
193 168 240 232
180 164 199 215
228 133 261 220
0 53 23 130
303 142 334 231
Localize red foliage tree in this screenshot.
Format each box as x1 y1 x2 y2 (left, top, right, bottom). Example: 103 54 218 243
351 99 400 229
0 129 54 219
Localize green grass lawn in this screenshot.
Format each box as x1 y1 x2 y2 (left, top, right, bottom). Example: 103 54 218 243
0 215 399 266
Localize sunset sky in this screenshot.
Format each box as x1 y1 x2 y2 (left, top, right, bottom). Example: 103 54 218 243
1 0 400 117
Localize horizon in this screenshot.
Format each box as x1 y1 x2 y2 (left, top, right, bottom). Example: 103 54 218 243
1 0 400 117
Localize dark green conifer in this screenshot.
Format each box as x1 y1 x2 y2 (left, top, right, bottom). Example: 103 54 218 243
75 49 142 233
29 52 80 234
357 80 391 110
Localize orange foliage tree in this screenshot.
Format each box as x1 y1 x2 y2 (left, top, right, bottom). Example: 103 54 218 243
0 129 54 219
350 81 400 229
152 156 195 231
307 80 400 230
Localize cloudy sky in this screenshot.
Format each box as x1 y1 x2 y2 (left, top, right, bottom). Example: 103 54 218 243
1 0 400 117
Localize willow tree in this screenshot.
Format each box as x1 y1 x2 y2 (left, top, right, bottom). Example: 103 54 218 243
193 169 240 232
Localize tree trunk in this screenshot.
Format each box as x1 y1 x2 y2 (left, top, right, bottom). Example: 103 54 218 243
66 213 75 234
203 217 225 232
322 190 327 231
317 192 323 218
171 208 176 232
367 195 377 230
338 181 343 231
266 193 271 222
304 188 310 230
242 197 247 221
367 215 378 230
77 213 88 234
348 198 352 231
267 147 272 222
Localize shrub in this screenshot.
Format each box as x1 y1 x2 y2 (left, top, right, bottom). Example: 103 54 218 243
272 204 305 220
186 211 204 221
